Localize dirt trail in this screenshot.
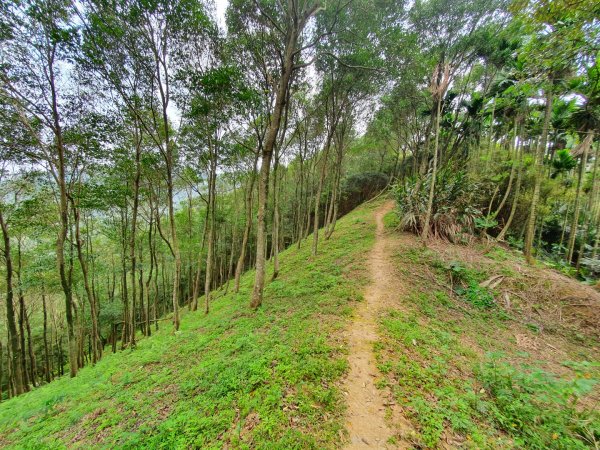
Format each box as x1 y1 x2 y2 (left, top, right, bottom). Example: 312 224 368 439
343 201 413 449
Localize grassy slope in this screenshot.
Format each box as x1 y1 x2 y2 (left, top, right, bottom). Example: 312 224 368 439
377 211 600 449
0 203 378 449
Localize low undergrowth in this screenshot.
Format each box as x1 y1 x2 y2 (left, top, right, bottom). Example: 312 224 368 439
376 239 600 449
0 204 377 449
393 168 482 242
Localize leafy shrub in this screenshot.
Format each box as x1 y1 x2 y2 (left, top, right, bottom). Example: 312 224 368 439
456 281 496 308
393 168 482 242
474 215 498 235
445 261 495 308
339 171 388 216
506 235 524 250
551 149 577 178
477 354 600 449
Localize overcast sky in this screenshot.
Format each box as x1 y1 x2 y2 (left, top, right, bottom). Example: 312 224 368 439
214 0 228 30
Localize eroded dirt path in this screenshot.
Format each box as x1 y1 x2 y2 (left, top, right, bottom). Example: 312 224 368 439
343 201 413 449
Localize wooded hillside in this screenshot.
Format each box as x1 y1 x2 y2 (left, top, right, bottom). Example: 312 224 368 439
0 1 598 444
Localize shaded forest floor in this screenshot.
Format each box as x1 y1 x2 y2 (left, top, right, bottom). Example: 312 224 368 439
0 199 598 449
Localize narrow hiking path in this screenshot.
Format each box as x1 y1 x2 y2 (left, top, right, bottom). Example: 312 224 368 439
343 201 413 449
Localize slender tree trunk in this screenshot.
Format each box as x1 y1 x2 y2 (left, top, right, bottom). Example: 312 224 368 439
204 150 217 314
485 97 496 172
422 94 442 240
58 335 64 377
72 203 101 363
0 209 24 395
312 132 334 256
153 250 159 331
234 154 258 292
167 170 181 330
326 136 344 240
41 289 50 384
524 89 553 264
225 182 239 294
47 50 78 378
568 132 593 263
138 243 146 335
120 208 129 349
0 340 3 401
251 22 302 309
186 188 194 306
497 137 524 241
591 143 600 260
15 241 29 389
495 121 519 217
272 157 281 279
24 307 37 387
576 142 598 270
191 206 209 310
145 214 155 336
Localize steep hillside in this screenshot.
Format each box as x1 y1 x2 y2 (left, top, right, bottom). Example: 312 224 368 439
375 210 600 448
1 200 598 450
0 203 378 449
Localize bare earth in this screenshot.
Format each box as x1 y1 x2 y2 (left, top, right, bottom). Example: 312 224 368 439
343 201 413 449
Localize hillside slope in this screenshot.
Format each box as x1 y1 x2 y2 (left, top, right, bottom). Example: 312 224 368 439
1 200 598 450
0 203 378 449
375 210 600 448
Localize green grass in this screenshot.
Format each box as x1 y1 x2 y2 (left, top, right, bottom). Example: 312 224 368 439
0 203 378 449
375 243 600 449
382 210 400 230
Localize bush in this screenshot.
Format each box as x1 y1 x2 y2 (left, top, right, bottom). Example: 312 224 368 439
393 168 482 242
339 171 388 216
477 354 600 449
445 260 496 308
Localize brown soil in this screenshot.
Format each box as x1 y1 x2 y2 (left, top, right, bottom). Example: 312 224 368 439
343 201 414 449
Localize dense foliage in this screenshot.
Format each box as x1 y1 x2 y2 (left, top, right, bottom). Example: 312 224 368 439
0 0 598 423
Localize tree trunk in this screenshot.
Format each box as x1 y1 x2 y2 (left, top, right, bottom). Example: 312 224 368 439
251 21 302 309
145 214 155 336
272 157 281 279
422 94 442 241
497 137 523 241
312 132 334 256
326 136 345 240
0 340 3 401
47 50 78 378
234 154 258 292
72 203 102 363
204 149 217 314
494 121 519 217
191 205 209 310
24 307 37 387
128 125 143 344
568 132 593 263
576 144 598 270
41 288 50 384
591 143 600 260
120 207 129 349
16 242 29 389
0 209 25 395
138 243 146 335
225 182 239 294
524 89 553 264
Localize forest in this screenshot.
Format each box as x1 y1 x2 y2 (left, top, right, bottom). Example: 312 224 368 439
0 0 599 447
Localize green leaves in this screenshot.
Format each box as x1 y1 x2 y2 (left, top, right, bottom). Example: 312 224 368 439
478 353 599 449
552 149 577 177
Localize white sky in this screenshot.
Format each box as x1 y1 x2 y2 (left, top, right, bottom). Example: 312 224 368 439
214 0 228 31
